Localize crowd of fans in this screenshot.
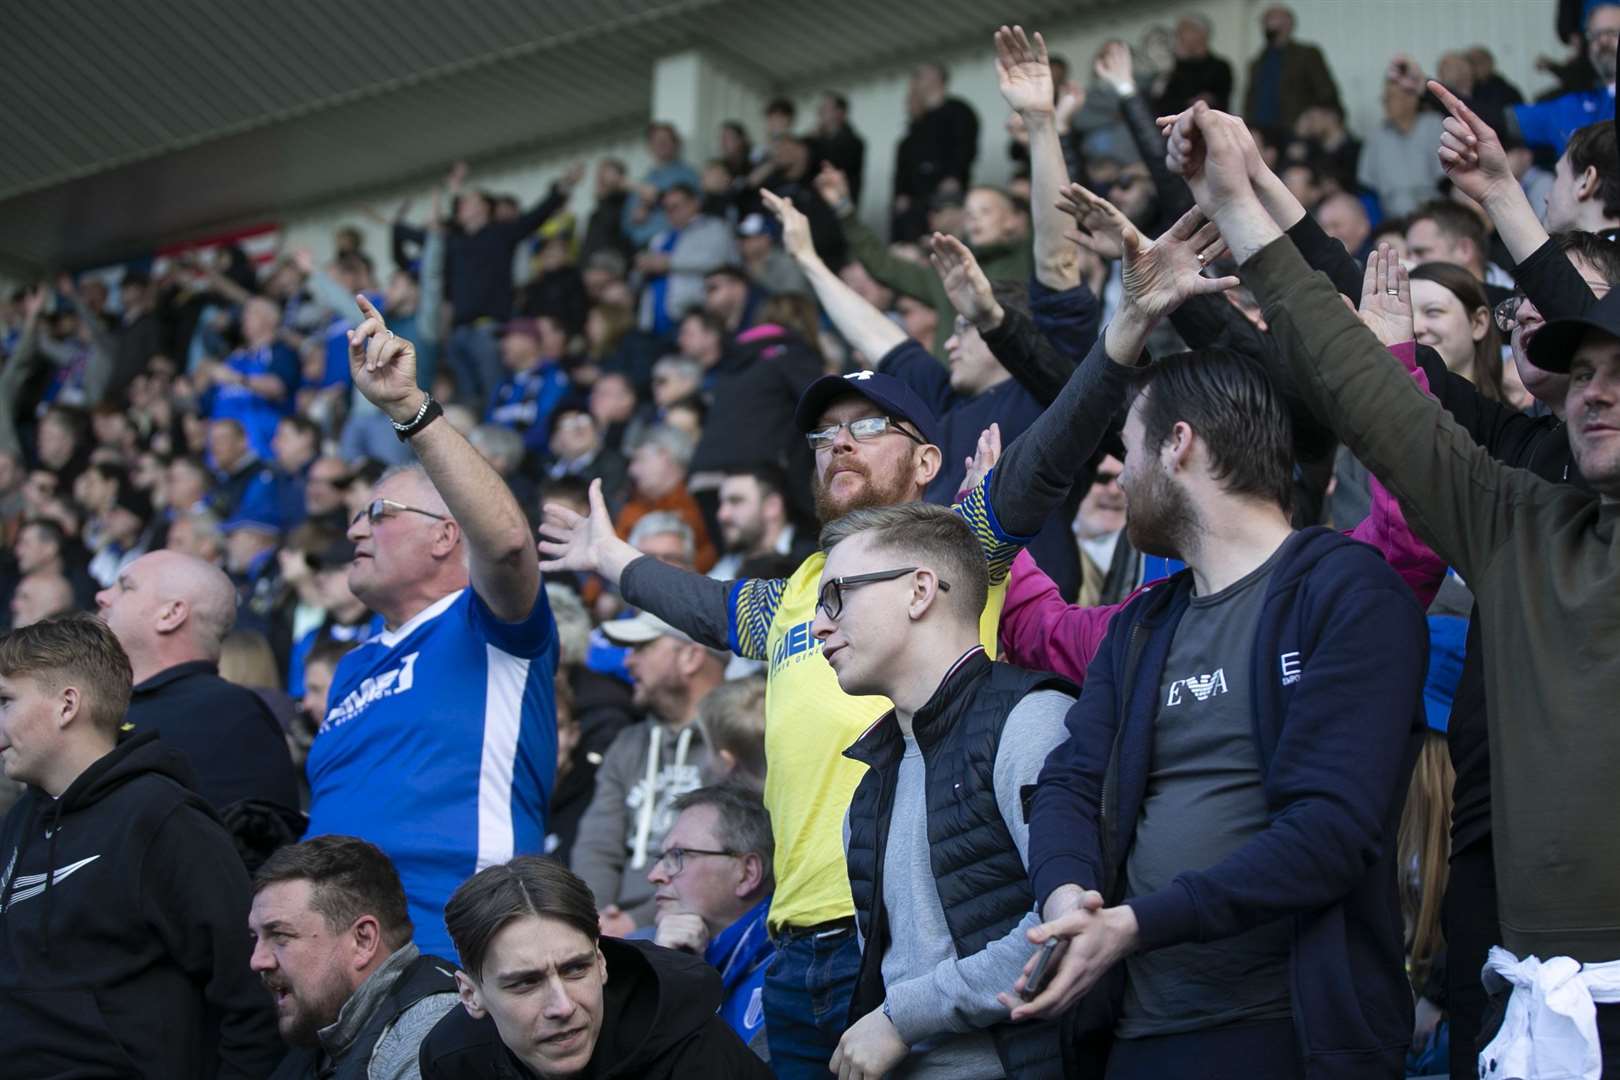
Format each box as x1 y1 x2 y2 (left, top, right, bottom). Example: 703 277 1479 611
0 2 1617 1078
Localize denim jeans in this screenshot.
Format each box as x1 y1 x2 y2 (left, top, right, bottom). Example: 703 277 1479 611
448 322 503 414
762 925 860 1080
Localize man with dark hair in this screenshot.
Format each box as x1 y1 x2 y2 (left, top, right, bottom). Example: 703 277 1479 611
1014 348 1427 1079
252 836 459 1080
635 184 737 336
0 614 282 1078
1546 120 1620 235
709 466 815 580
1508 0 1619 156
1223 85 1620 1076
811 501 1075 1079
419 857 770 1078
623 122 702 250
701 264 762 335
392 159 580 412
645 784 775 1058
814 91 866 209
1407 199 1513 288
891 61 981 242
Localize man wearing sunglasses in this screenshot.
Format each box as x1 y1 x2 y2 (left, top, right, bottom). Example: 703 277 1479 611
304 296 557 966
813 502 1076 1080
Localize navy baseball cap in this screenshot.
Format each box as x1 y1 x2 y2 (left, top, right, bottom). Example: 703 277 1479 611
794 370 941 447
1527 287 1620 373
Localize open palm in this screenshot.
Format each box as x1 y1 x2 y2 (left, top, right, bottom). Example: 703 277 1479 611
995 25 1055 115
1122 206 1238 320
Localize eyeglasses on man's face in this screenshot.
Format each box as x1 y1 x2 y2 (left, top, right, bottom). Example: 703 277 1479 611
805 415 925 452
350 498 449 529
649 846 738 877
816 566 950 621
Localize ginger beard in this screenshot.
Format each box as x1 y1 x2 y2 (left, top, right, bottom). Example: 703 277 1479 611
811 449 918 524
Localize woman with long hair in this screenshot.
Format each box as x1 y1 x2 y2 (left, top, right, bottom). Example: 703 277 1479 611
1408 262 1505 400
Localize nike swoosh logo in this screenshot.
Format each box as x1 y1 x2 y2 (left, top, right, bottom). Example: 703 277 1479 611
2 854 100 911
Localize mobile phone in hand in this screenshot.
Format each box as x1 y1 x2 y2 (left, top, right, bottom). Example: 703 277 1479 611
1019 938 1061 1001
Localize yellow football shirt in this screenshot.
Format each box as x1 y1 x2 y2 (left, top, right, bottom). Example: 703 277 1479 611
727 478 1022 930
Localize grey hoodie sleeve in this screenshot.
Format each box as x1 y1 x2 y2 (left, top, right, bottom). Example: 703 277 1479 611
568 726 641 911
883 690 1075 1042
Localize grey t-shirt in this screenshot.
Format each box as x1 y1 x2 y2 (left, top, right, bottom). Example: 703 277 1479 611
1119 548 1293 1038
854 688 1073 1078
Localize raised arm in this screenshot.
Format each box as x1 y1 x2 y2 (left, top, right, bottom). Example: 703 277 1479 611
763 187 907 364
1427 81 1550 267
818 163 940 303
989 192 1238 539
538 478 784 660
1172 102 1527 579
416 191 447 347
1100 42 1195 232
996 25 1079 289
348 295 540 622
0 288 49 458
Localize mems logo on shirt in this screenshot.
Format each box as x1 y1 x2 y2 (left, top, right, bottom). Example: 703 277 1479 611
769 620 821 675
321 652 420 733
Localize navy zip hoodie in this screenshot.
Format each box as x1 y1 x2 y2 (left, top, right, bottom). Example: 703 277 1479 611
1027 528 1426 1079
0 730 282 1079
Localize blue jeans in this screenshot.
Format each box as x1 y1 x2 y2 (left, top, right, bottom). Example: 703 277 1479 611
762 925 860 1080
448 322 503 414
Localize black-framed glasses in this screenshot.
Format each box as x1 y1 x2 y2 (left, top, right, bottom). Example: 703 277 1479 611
350 498 449 528
649 847 738 876
806 415 926 452
1493 292 1527 334
816 566 949 621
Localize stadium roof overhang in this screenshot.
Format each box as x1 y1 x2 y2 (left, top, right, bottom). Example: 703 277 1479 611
0 0 1109 275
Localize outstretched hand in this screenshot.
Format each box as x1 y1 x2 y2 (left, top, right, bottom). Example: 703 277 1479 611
762 189 817 263
959 423 1002 497
346 295 422 422
1060 184 1237 319
1357 243 1414 347
995 25 1055 116
929 233 1003 329
1162 102 1261 219
1429 80 1515 206
538 477 617 575
814 162 852 209
1095 40 1134 90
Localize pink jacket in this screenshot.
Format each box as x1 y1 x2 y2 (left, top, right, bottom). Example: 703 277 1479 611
998 342 1448 683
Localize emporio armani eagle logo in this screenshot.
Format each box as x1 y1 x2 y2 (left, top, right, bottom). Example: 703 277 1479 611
1165 669 1229 707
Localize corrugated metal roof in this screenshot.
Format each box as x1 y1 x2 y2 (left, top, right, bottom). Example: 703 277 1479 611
0 0 1103 273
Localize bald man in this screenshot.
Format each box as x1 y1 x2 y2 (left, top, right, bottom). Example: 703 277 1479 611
11 571 75 629
97 550 298 813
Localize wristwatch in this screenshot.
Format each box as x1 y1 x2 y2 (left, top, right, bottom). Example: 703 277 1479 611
392 395 443 441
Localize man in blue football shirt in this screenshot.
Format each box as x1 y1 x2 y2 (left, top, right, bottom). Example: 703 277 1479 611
1510 1 1619 155
304 295 558 963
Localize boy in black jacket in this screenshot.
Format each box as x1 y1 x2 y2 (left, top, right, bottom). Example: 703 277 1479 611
420 856 769 1079
0 613 282 1079
1012 352 1427 1080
